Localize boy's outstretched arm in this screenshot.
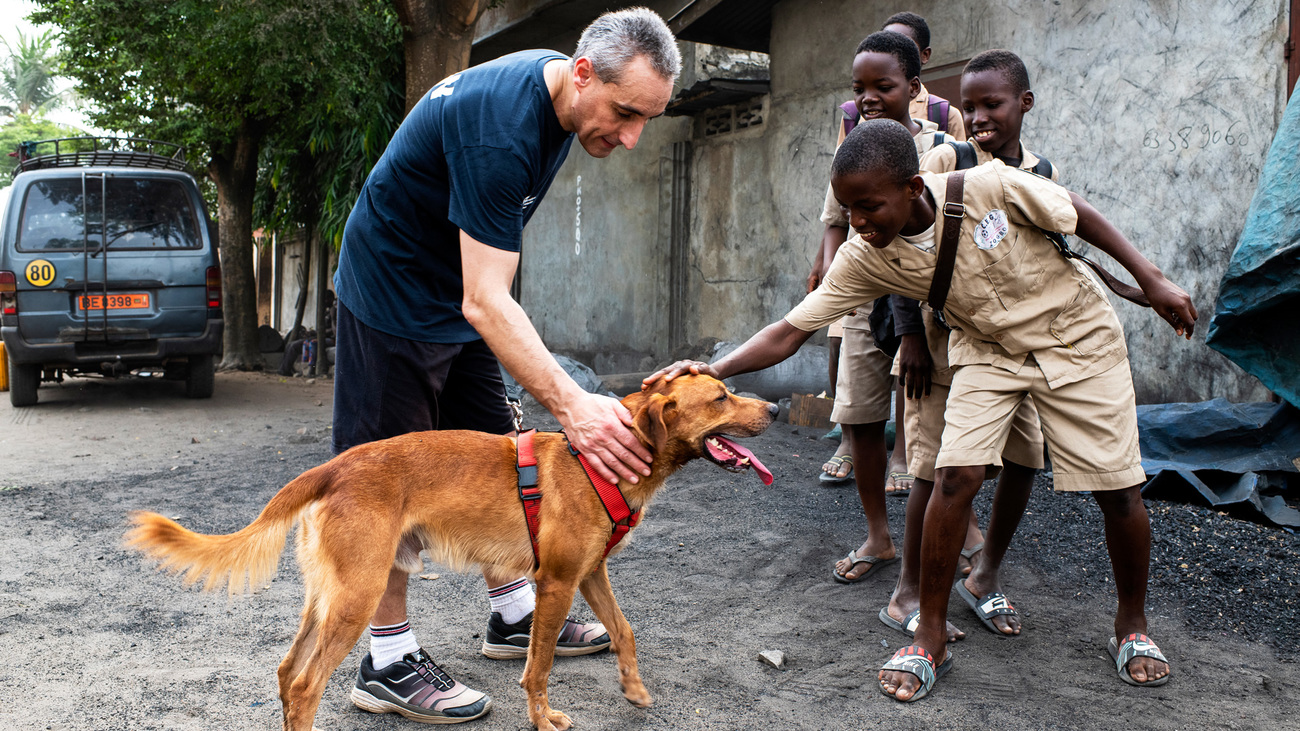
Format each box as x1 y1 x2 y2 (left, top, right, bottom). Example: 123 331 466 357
1069 192 1198 339
643 320 815 388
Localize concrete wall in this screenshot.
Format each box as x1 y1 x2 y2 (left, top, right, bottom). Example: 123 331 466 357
494 0 1289 402
683 0 1286 403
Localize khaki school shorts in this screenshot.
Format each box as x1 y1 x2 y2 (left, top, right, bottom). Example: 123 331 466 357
831 307 894 425
935 360 1144 491
904 380 1044 482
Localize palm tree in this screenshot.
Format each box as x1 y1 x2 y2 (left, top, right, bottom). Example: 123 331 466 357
1 28 74 117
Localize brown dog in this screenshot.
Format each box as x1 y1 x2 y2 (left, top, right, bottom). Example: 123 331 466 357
126 374 776 730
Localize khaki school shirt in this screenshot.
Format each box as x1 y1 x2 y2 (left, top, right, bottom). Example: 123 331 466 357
787 164 1128 390
911 83 966 141
910 145 1062 383
820 118 943 228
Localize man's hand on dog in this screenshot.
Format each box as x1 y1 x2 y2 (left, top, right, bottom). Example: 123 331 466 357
642 360 720 389
558 392 654 484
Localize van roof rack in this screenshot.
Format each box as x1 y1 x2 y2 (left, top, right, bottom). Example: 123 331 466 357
10 136 190 178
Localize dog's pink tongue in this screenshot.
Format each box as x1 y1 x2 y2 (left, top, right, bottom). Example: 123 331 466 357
712 436 774 485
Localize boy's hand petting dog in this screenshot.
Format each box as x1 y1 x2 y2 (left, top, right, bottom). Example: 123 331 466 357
643 360 719 389
896 333 933 399
1141 275 1198 339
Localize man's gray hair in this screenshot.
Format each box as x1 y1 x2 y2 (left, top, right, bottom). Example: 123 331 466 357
575 7 681 83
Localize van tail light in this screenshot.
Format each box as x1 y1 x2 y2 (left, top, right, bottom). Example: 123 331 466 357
0 271 15 316
205 266 222 310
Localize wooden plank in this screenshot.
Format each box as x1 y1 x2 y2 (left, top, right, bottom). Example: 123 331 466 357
788 392 833 429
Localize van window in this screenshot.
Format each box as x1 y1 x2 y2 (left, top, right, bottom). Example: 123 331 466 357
16 177 202 252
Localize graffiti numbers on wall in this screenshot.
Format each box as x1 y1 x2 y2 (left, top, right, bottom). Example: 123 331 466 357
1142 121 1249 153
575 174 582 256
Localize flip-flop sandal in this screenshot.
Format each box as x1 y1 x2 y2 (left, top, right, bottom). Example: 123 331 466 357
831 549 898 584
878 645 953 702
955 579 1019 637
1108 633 1171 687
958 542 983 574
878 607 922 637
886 471 914 496
819 455 854 484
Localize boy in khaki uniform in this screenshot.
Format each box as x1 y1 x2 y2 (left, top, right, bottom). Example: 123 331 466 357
808 31 954 585
881 11 966 141
882 50 1055 640
647 118 1193 700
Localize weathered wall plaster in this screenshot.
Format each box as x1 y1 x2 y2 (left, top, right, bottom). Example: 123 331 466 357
506 0 1287 401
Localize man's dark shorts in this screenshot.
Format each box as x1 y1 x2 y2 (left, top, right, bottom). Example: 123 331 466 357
332 301 515 455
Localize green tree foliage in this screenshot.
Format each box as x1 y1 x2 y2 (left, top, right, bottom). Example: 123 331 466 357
30 0 403 369
0 114 83 188
0 28 71 118
255 11 403 372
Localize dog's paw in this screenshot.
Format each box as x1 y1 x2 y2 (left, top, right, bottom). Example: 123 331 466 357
537 708 572 731
622 684 653 708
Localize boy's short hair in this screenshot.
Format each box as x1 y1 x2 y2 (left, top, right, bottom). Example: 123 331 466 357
881 11 930 50
832 118 919 186
963 49 1031 95
855 30 922 82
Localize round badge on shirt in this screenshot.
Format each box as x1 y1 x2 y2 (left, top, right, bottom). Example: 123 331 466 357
974 209 1009 250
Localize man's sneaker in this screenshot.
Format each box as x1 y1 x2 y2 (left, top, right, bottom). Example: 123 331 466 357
481 611 611 659
351 649 492 724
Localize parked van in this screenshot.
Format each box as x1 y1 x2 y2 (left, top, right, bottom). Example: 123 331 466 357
0 137 222 407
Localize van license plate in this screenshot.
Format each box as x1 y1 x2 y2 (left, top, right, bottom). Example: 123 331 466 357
78 293 150 311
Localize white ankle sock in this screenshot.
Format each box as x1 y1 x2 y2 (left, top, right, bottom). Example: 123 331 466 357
487 578 535 624
369 621 420 669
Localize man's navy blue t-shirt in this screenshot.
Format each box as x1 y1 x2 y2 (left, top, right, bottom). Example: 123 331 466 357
335 49 574 343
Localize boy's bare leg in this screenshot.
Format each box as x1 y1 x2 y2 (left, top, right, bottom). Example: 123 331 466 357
832 421 895 579
821 337 853 479
884 475 966 642
880 464 984 700
958 505 986 576
962 460 1036 635
885 385 914 493
1091 485 1169 683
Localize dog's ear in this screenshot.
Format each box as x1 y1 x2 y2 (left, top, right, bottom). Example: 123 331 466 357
633 393 675 454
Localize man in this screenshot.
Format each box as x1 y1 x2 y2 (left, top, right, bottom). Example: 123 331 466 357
331 8 681 724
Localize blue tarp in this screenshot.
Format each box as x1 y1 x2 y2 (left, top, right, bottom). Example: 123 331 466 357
1205 90 1300 406
1138 399 1300 527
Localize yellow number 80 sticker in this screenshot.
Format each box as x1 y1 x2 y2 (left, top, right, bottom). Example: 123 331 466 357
25 259 56 287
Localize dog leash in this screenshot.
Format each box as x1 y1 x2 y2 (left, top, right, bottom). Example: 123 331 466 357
515 429 641 570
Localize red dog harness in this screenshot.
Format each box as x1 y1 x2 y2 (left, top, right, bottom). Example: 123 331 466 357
515 429 641 569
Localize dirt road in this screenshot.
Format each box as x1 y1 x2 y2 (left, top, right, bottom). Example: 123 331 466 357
1 372 1297 730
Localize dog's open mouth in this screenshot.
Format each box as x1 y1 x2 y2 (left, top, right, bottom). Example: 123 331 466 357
704 435 774 485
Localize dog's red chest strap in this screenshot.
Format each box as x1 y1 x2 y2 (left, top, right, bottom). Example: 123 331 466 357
515 429 543 566
569 445 642 559
515 430 641 569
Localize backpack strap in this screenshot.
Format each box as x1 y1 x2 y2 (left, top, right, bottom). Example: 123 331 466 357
927 96 950 132
1042 231 1151 307
933 131 946 146
928 171 967 314
840 100 859 137
1029 151 1054 179
946 140 979 171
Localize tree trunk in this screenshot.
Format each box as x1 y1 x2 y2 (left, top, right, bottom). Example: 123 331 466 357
208 118 266 370
312 231 331 377
288 221 313 343
393 0 483 114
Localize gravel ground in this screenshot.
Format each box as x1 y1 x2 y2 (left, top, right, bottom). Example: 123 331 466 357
1 371 1298 730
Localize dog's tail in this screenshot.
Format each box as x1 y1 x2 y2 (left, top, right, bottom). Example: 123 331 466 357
125 463 333 594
